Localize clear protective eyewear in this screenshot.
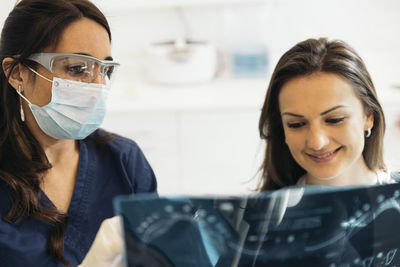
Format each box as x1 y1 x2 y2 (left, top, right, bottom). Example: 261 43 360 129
27 53 120 83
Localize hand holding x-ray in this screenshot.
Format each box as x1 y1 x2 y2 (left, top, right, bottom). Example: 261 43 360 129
79 216 123 267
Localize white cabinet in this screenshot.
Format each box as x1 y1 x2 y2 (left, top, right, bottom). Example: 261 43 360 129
179 110 261 194
102 107 262 195
102 110 181 194
102 81 266 195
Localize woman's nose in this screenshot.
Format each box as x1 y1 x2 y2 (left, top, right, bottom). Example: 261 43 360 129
306 126 329 150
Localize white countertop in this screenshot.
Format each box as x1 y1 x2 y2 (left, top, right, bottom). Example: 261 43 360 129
107 77 400 113
107 77 268 112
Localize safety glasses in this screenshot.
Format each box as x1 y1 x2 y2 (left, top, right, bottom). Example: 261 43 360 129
27 53 120 83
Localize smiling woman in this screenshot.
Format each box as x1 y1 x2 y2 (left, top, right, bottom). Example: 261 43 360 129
258 38 390 190
279 72 374 186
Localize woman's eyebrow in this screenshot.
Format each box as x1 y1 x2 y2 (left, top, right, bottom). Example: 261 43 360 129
281 105 350 117
74 52 114 61
320 105 350 115
281 112 303 118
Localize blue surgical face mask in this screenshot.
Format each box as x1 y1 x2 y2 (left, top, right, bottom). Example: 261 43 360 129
17 69 110 140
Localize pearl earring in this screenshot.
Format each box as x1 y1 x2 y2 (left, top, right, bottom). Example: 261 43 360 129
365 128 371 138
18 85 25 122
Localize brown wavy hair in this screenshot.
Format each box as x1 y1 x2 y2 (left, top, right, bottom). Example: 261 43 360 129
258 38 386 190
0 0 112 265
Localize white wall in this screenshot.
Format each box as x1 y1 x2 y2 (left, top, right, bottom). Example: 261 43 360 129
2 0 400 87
2 0 399 96
90 0 400 90
0 1 16 27
3 0 400 86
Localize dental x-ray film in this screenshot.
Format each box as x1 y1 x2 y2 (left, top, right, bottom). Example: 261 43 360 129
114 183 400 267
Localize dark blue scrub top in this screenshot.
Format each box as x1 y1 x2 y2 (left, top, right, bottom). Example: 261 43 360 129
0 129 157 266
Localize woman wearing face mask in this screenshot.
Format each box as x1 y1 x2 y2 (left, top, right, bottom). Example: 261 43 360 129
0 0 156 266
258 37 399 190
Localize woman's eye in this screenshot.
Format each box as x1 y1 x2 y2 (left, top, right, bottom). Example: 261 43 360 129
66 64 87 76
326 117 345 124
287 122 305 129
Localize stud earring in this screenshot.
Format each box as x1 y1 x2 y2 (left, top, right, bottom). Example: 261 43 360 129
365 128 371 138
18 85 25 122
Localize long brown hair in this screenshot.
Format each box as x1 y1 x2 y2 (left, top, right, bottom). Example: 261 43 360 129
258 38 386 190
0 0 112 265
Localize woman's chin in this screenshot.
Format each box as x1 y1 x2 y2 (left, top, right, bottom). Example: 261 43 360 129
308 172 341 182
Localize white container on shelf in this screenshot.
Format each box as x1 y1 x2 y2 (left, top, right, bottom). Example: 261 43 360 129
145 39 217 84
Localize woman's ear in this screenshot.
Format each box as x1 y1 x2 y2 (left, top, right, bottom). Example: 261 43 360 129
2 57 24 90
364 110 374 131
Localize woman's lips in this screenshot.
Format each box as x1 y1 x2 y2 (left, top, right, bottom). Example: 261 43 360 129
306 147 342 163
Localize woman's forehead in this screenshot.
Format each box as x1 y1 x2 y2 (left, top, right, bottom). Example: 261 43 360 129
43 18 111 60
278 72 363 115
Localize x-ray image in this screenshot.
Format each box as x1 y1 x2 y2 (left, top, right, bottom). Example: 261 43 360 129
114 182 400 267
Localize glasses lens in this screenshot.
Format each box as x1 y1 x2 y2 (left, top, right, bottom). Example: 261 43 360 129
102 63 119 82
51 55 118 83
51 56 94 82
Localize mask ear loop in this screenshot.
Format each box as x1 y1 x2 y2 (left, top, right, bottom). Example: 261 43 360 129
17 85 25 122
16 67 53 123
